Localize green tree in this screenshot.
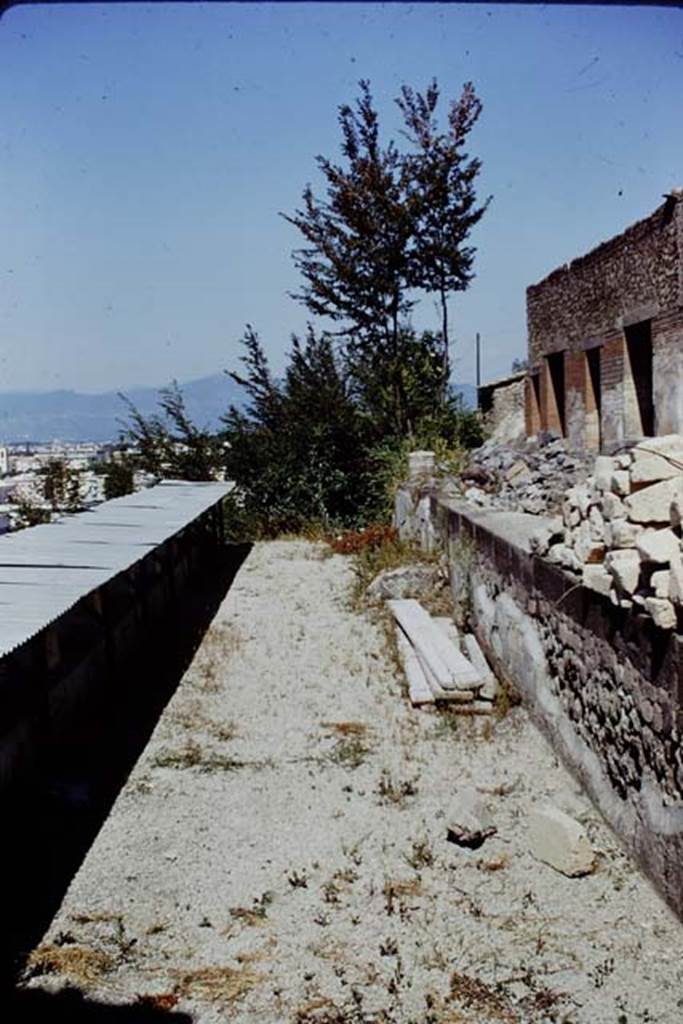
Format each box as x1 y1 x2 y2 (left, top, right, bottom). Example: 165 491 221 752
223 326 371 535
397 80 490 387
283 78 489 431
102 456 135 500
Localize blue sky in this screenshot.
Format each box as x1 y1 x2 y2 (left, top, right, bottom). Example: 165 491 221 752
0 2 681 395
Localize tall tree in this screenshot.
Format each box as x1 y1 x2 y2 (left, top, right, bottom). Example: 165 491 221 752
284 78 489 429
397 79 490 388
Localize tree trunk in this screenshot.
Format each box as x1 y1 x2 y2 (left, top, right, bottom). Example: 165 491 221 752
440 285 450 404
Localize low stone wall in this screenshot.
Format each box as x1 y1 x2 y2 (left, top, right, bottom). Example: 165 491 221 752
397 483 683 918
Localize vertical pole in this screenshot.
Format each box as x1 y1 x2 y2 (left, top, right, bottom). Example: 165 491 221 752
475 332 481 407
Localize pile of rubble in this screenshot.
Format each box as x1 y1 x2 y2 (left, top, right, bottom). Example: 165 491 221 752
536 435 683 630
459 437 590 516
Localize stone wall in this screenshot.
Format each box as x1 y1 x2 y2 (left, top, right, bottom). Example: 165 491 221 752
478 373 526 445
397 483 683 918
525 192 683 449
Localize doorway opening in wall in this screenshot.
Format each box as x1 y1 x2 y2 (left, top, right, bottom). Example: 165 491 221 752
546 351 566 437
624 321 654 437
585 347 602 449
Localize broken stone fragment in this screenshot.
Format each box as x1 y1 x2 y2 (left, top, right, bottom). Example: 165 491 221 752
563 503 581 529
605 549 641 594
611 470 631 497
588 505 605 542
636 528 680 565
625 478 683 525
504 460 532 484
650 569 671 599
671 485 683 531
528 804 596 877
446 787 497 849
669 551 683 606
528 517 563 556
366 564 442 601
594 456 616 492
582 564 613 597
644 597 677 630
601 492 625 521
604 518 642 549
574 521 605 565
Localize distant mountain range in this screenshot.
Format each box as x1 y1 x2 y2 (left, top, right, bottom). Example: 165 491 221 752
0 374 477 444
0 374 243 444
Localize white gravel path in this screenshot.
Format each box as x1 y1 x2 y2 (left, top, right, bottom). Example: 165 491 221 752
24 540 683 1023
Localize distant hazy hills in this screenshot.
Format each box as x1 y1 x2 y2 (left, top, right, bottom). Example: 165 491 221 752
0 374 477 444
0 374 243 444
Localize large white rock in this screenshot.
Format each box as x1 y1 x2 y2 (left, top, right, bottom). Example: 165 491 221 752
582 564 613 597
605 518 642 549
446 787 496 848
588 504 605 542
650 570 671 599
528 804 596 877
644 597 677 630
636 528 680 565
625 478 683 524
630 435 683 486
601 492 625 521
611 470 631 496
574 521 605 564
605 549 641 594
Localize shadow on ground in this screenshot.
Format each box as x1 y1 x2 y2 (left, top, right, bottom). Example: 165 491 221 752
3 987 193 1023
0 542 251 1020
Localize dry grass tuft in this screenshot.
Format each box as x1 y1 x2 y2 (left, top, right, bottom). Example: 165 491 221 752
229 891 274 927
174 964 263 1006
477 853 510 873
382 877 422 918
376 769 418 806
152 740 255 774
26 944 113 987
321 720 368 737
448 970 519 1023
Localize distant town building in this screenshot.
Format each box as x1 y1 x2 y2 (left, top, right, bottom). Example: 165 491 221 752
524 190 683 451
0 446 8 476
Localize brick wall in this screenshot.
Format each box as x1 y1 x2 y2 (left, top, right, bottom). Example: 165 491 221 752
527 195 682 367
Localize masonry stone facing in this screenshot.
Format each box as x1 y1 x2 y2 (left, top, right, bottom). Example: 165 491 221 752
526 191 683 452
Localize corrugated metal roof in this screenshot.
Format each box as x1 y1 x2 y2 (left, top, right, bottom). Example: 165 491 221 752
0 480 233 658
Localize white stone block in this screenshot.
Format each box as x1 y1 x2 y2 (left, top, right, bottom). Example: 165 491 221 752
605 549 641 594
625 478 683 524
582 565 613 597
594 456 616 492
446 787 496 848
588 504 605 542
611 470 631 496
528 804 596 877
605 518 642 549
601 492 625 521
650 570 671 599
644 597 677 630
631 435 683 486
636 528 680 565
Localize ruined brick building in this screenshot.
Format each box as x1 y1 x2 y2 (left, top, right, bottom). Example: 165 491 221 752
526 190 683 451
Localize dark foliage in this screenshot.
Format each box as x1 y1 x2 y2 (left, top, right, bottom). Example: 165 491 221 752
119 382 225 482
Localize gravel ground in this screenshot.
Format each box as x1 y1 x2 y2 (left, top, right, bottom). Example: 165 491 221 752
23 540 683 1023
